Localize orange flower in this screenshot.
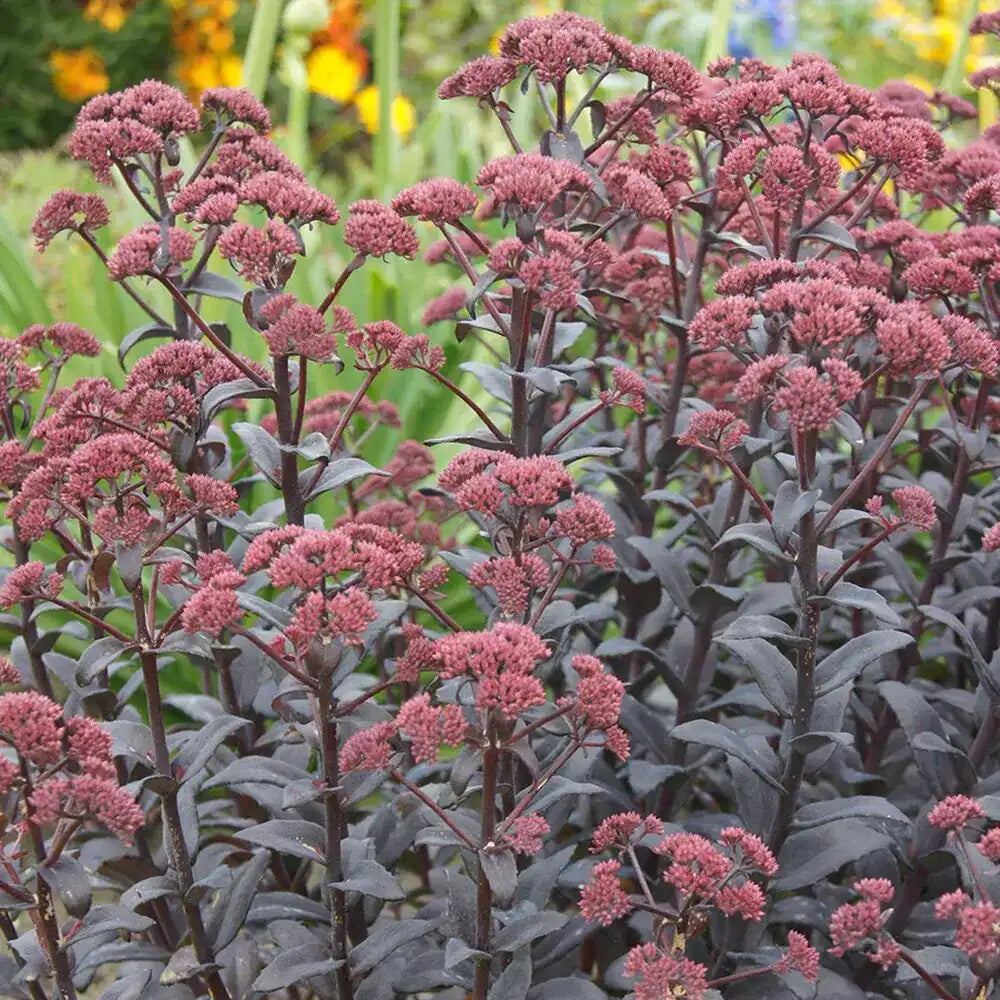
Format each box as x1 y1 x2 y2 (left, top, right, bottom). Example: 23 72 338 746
50 48 110 102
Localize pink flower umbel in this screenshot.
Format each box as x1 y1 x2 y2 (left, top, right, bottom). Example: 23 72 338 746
107 224 196 280
775 931 820 981
32 190 109 251
340 721 398 773
438 56 518 99
344 200 419 259
928 795 985 832
624 944 709 1000
828 879 901 969
434 623 549 720
591 812 663 853
579 860 633 925
678 409 749 454
505 814 550 855
392 179 478 223
201 86 271 132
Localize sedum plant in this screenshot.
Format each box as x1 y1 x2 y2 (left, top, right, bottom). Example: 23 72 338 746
8 9 1000 1000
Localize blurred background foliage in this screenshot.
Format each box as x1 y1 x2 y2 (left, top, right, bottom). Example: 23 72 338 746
1 0 998 464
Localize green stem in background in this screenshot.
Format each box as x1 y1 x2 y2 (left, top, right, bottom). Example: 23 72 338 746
373 0 401 198
282 32 312 169
701 0 734 69
941 0 978 95
242 0 285 99
286 69 311 171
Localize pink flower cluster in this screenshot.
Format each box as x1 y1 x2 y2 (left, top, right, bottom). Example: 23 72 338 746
655 829 774 920
340 694 466 774
435 622 550 720
581 818 779 928
623 944 710 1000
0 692 143 844
828 879 901 969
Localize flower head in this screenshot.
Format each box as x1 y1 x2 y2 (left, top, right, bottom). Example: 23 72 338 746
591 812 663 853
498 12 613 84
107 224 196 280
201 87 271 132
928 795 985 832
891 485 936 531
260 294 337 361
391 179 478 222
624 944 709 1000
439 56 519 99
32 191 110 252
0 692 63 765
579 860 633 925
396 694 465 763
775 931 820 981
344 200 419 259
506 814 550 855
217 219 302 287
554 494 616 547
689 297 758 350
828 879 900 968
241 172 339 226
434 623 549 720
678 409 749 454
340 721 397 773
476 154 592 211
469 556 550 616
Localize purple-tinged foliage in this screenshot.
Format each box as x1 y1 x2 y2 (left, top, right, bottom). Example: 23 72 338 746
5 14 1000 1000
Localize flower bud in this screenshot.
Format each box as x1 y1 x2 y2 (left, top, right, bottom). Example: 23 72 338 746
283 0 329 35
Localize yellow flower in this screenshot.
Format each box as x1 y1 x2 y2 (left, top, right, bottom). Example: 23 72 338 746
220 53 243 87
207 25 235 53
180 52 237 92
82 0 131 32
899 15 956 64
307 44 365 102
874 0 907 18
50 48 110 102
354 85 415 137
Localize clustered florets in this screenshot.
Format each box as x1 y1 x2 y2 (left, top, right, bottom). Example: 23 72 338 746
10 12 1000 1000
0 692 143 844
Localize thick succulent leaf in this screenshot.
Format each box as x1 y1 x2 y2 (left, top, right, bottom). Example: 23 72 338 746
239 820 327 862
671 719 784 791
487 949 532 1000
774 819 895 890
813 630 913 697
252 945 342 993
715 636 795 717
494 912 568 952
330 859 405 901
349 919 436 975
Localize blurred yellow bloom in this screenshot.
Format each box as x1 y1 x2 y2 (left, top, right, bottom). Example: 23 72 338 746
170 0 241 98
354 86 415 137
220 53 242 86
207 25 235 53
308 44 365 102
875 0 996 67
82 0 133 31
900 15 955 63
50 48 110 102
